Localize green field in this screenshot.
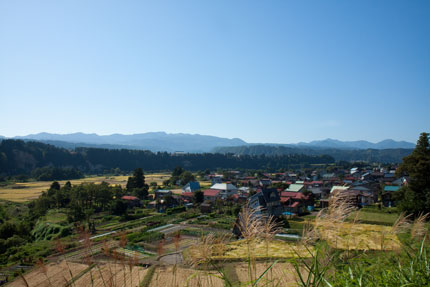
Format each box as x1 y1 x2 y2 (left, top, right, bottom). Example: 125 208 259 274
349 210 399 225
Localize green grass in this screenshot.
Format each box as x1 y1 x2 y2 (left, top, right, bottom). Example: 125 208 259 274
140 265 156 287
44 209 68 224
349 211 398 225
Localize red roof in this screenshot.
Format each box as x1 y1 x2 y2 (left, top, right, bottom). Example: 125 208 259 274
203 189 221 197
122 195 139 201
280 197 289 203
290 202 300 208
280 192 308 200
182 192 194 197
312 181 323 185
232 194 239 200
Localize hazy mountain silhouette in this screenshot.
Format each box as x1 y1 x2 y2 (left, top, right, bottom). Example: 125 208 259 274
1 132 415 152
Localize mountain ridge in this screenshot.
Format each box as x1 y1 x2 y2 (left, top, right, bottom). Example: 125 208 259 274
0 132 416 152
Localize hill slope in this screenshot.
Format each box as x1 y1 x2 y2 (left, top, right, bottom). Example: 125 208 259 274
213 145 413 163
13 132 246 153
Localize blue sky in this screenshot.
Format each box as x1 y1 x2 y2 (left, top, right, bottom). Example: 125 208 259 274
1 0 429 143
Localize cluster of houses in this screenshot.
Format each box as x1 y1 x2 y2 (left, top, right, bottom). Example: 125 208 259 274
123 166 407 216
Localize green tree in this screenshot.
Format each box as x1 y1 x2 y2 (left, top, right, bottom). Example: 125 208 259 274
193 190 204 204
395 132 430 215
127 168 146 189
172 166 185 177
180 171 195 185
126 168 149 199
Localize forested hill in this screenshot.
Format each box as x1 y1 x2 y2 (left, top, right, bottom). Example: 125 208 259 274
213 145 413 163
0 140 334 176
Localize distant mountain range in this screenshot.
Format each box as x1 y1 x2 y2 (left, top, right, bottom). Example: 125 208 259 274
294 138 415 149
0 132 415 153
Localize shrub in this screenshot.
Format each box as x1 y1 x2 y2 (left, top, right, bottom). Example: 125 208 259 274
166 206 186 215
127 231 164 243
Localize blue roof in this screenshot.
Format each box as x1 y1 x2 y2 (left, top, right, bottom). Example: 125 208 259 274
384 186 400 192
183 181 201 190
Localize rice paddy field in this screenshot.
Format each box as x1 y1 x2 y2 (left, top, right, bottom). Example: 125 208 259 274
7 261 88 287
220 239 313 260
186 239 314 262
234 262 299 286
315 220 401 250
0 173 170 202
73 263 148 287
149 266 224 287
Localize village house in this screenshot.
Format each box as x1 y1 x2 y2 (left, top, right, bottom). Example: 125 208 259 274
181 191 194 203
259 178 272 187
285 183 305 193
382 185 401 207
280 191 314 215
154 189 172 199
210 183 238 199
182 181 201 193
203 189 221 202
248 188 283 217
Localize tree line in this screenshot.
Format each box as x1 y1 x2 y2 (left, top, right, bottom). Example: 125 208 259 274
213 145 413 163
0 139 334 178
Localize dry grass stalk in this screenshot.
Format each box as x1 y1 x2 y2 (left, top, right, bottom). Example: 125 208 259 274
411 213 429 240
173 231 181 253
19 273 30 287
326 191 357 223
157 239 165 257
391 212 412 235
237 206 262 239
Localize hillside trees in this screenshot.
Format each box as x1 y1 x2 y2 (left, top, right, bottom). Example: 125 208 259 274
0 140 336 177
395 132 430 215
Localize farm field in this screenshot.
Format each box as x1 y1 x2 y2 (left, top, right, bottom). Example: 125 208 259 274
149 266 224 287
186 239 313 262
315 220 401 250
0 173 170 202
234 262 299 286
349 210 398 225
73 263 148 287
7 261 88 287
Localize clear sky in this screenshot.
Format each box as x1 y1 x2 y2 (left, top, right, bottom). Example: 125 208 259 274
1 0 429 143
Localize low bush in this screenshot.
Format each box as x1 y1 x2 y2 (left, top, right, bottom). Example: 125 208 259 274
31 222 72 241
127 231 165 243
166 206 186 215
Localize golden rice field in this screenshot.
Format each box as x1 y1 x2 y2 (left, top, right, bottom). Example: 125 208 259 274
315 220 401 250
73 263 148 287
0 173 171 202
234 262 300 286
149 266 224 287
186 239 314 262
7 260 88 287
